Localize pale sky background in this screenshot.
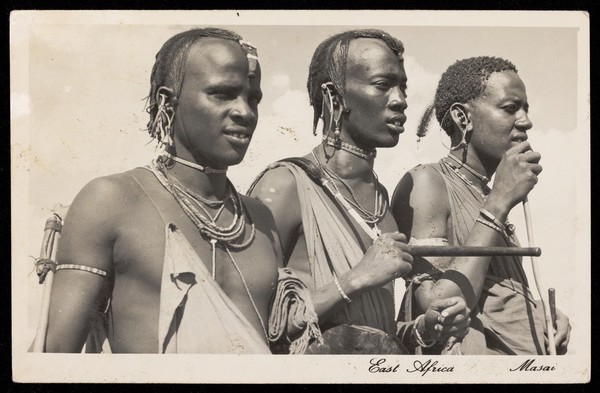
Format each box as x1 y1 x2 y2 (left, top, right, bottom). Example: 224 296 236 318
11 10 590 378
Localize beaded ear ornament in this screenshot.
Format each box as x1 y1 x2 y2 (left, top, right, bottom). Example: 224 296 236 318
150 86 177 149
320 82 343 140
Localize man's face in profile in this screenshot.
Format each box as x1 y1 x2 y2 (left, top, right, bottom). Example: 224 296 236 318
341 38 408 150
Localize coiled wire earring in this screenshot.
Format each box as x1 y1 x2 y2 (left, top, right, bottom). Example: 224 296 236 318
333 104 342 141
321 83 338 139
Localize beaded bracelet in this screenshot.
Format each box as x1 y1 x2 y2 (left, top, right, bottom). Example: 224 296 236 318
479 208 507 229
414 314 436 348
332 274 352 303
475 216 507 238
479 208 515 236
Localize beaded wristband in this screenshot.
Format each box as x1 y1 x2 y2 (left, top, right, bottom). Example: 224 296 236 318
479 208 507 230
414 314 436 348
479 208 515 236
475 216 507 238
332 274 352 303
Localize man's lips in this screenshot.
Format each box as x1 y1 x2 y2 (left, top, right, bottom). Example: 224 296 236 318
512 134 528 143
386 115 407 134
387 114 407 127
223 127 252 142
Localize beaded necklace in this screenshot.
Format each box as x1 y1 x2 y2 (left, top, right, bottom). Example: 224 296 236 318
312 148 386 235
160 151 228 174
323 136 377 160
148 159 267 342
442 157 491 200
445 153 490 184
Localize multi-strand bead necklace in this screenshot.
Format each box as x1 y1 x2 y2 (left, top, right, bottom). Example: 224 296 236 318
312 147 386 236
149 158 267 342
442 154 491 200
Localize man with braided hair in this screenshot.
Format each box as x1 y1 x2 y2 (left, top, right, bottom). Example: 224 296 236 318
249 29 470 354
392 56 571 355
42 28 320 354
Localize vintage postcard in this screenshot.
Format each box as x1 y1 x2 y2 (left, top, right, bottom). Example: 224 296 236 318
11 10 590 383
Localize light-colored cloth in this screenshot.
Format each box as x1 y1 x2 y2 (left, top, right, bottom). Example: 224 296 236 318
253 162 396 339
82 167 320 354
85 223 271 354
159 223 272 353
400 161 547 355
85 223 323 354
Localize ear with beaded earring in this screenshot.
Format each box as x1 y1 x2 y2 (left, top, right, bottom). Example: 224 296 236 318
152 86 178 166
449 103 473 160
320 82 343 142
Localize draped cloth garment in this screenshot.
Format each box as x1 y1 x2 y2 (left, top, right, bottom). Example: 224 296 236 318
250 161 400 354
85 223 271 354
83 166 320 354
400 160 547 355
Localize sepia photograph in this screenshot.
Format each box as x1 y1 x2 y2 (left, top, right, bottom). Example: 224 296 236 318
10 10 590 383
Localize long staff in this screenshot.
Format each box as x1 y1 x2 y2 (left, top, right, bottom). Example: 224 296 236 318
523 196 556 355
31 214 63 352
322 178 541 256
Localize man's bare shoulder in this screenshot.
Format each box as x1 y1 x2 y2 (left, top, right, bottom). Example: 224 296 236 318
408 163 446 191
76 172 142 205
392 163 449 234
247 161 306 249
248 165 299 205
64 170 147 226
240 193 276 225
393 163 444 198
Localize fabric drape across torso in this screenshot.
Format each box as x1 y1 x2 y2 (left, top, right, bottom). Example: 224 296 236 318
402 160 547 355
258 162 396 335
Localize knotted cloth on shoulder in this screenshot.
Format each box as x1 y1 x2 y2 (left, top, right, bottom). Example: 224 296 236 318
268 267 323 354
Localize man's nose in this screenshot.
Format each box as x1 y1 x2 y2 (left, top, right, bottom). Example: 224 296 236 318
516 110 533 131
387 87 408 111
231 97 256 125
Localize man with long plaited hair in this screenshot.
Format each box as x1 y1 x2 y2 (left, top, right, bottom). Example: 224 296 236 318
39 28 320 354
248 29 470 354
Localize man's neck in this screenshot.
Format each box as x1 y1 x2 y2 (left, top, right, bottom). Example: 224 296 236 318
166 162 229 200
449 150 497 185
314 143 375 182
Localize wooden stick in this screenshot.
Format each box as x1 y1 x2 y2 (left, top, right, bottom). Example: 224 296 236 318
31 214 62 352
407 245 541 257
324 178 542 258
523 197 556 355
549 288 557 330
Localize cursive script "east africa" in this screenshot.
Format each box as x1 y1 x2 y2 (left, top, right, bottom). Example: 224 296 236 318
368 358 454 376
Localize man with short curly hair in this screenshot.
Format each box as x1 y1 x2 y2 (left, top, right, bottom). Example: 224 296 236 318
392 56 571 355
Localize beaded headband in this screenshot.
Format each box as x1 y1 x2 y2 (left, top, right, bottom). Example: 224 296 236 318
239 39 259 75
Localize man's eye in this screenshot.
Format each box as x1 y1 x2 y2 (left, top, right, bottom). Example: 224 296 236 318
213 92 235 100
375 81 391 89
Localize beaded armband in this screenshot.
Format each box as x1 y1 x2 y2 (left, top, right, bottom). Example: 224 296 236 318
55 264 108 277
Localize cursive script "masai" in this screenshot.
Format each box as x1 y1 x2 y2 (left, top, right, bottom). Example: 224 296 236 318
510 358 556 372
